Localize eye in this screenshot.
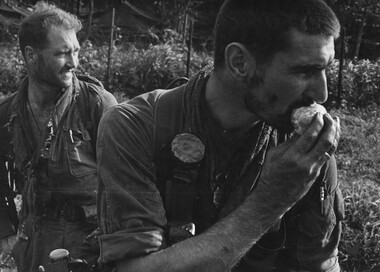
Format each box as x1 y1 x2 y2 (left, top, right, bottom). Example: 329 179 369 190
300 69 315 78
72 47 80 56
299 66 326 79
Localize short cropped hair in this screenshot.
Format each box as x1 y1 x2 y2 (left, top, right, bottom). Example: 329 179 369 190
18 1 82 58
213 0 341 67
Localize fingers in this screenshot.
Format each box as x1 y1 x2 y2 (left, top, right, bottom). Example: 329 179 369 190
323 116 340 157
292 112 340 163
330 116 340 153
316 114 340 162
311 114 340 162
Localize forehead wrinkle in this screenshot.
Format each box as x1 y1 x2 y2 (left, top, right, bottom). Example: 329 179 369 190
46 28 79 50
282 42 334 67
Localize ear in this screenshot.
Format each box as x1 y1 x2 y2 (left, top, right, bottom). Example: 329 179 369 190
24 46 37 64
224 42 256 81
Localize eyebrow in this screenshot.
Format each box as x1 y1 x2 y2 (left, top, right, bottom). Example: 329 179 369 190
289 58 334 72
288 64 324 73
60 44 81 51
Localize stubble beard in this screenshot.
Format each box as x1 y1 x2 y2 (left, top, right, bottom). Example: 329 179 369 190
245 92 294 133
35 56 73 90
246 75 294 133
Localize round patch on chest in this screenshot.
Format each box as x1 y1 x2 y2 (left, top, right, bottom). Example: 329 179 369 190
171 133 205 163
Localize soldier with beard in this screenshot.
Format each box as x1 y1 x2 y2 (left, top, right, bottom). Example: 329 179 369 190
0 2 117 271
97 0 344 271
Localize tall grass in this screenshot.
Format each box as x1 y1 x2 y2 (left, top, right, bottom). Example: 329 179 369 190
334 107 380 272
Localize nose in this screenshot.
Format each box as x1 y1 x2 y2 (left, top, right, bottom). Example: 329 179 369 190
305 70 328 103
66 52 78 69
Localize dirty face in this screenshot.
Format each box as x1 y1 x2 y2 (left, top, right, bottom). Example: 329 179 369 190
32 25 80 89
245 28 335 132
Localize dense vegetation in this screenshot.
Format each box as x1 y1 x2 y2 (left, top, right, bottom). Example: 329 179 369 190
5 0 379 60
334 108 380 272
0 32 379 271
1 30 380 109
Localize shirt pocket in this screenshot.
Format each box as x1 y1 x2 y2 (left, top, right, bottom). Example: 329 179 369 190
65 127 97 177
293 188 344 270
296 161 344 239
296 190 337 238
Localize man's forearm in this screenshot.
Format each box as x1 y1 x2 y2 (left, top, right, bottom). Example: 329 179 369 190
116 184 291 272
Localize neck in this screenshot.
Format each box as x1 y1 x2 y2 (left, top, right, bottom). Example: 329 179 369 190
27 76 65 109
205 70 260 130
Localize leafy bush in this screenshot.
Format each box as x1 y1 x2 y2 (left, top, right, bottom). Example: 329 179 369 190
78 29 213 98
327 59 380 110
1 32 379 108
0 29 212 99
0 43 26 95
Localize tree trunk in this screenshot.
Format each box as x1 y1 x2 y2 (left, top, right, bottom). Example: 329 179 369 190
352 15 367 59
83 0 94 43
106 7 116 91
337 27 346 109
76 0 80 15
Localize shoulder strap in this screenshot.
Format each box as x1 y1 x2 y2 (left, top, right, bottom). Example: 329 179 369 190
153 85 186 156
154 85 198 230
78 80 93 130
76 75 102 152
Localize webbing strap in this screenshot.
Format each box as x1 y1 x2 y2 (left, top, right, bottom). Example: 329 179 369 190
153 85 197 224
153 85 185 156
77 77 96 153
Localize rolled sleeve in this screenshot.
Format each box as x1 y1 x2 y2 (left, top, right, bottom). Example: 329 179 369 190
97 95 167 263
